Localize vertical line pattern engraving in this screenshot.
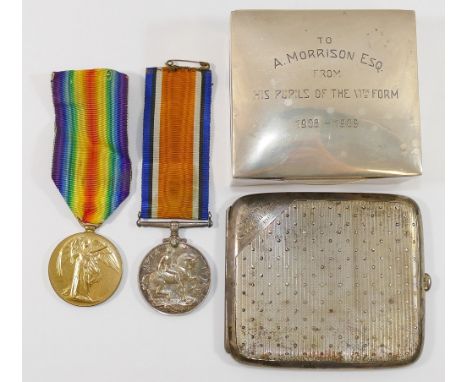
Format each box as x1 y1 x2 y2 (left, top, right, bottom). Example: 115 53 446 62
234 198 422 365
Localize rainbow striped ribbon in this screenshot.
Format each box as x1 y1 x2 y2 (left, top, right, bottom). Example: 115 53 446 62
140 65 212 221
51 68 131 225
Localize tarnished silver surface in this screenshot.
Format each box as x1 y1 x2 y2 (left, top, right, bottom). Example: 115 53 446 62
231 10 422 182
225 193 430 367
139 239 210 314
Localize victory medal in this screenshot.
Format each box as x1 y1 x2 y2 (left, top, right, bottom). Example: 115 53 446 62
48 69 131 306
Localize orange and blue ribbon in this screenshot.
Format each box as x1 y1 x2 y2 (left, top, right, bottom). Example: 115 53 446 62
141 66 212 220
51 69 131 225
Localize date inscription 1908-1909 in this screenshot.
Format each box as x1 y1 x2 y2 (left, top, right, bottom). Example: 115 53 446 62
295 118 359 129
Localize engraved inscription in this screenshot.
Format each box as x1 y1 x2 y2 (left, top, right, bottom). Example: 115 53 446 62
231 10 422 179
295 118 359 129
254 88 399 101
273 37 384 72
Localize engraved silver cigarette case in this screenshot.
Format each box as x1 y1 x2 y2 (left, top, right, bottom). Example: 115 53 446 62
225 193 431 367
231 10 422 183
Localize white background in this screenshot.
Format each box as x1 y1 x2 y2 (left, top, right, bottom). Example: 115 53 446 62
22 0 444 381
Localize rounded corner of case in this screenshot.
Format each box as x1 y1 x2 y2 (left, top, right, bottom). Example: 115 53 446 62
398 194 422 213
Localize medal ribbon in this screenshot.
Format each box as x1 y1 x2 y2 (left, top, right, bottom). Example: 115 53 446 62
141 65 212 220
51 69 131 225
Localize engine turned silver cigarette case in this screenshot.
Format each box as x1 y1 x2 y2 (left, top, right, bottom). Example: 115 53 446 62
225 193 431 367
231 10 422 183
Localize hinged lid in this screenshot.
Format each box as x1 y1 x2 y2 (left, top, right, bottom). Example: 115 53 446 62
225 193 429 367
